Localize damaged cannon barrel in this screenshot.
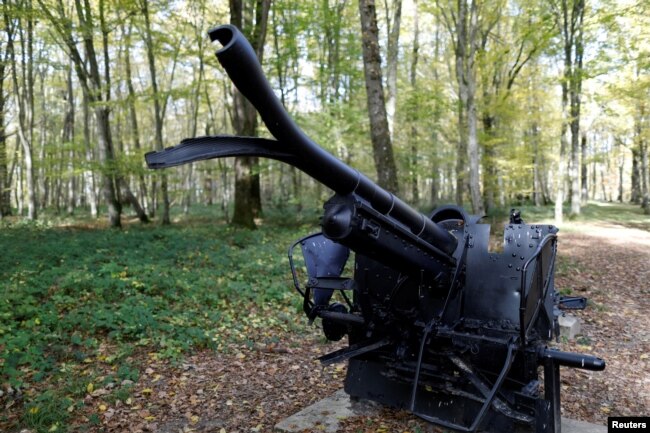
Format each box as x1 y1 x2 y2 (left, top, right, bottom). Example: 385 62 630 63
208 24 458 261
145 23 606 433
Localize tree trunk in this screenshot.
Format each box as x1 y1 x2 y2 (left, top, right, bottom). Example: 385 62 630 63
5 4 37 219
482 114 497 214
228 0 270 228
0 128 8 218
359 0 399 193
184 12 206 215
531 122 542 206
63 60 75 215
569 94 582 215
409 0 420 205
0 34 10 217
91 0 121 227
555 117 569 223
94 106 122 227
455 111 467 206
124 21 149 216
479 3 542 214
118 178 149 222
454 0 482 214
580 132 588 204
617 140 624 203
559 0 585 216
552 0 585 220
467 81 482 214
82 93 98 217
441 0 487 214
641 135 649 213
541 164 551 205
385 0 402 139
555 37 569 221
600 164 607 201
38 0 122 226
16 141 22 215
232 156 256 228
141 0 170 224
631 145 641 203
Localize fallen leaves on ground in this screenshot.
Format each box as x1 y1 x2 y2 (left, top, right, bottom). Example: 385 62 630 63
552 223 650 424
88 332 347 433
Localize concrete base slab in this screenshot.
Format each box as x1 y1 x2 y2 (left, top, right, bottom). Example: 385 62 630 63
561 417 607 433
275 389 381 433
274 389 607 433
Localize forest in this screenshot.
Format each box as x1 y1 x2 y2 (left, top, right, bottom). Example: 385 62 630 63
0 0 648 227
1 1 650 433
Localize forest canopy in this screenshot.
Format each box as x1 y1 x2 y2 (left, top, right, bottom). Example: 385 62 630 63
1 0 649 227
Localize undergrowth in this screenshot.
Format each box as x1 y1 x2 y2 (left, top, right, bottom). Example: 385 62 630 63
0 213 318 432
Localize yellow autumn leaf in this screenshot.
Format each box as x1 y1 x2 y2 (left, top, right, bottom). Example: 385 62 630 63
99 404 107 412
190 415 199 424
141 388 153 395
145 416 156 421
29 407 39 414
640 353 648 360
86 383 94 393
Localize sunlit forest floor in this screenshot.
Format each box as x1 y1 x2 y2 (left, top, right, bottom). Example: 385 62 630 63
0 201 648 432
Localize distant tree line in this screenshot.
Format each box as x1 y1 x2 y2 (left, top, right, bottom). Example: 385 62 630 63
0 0 648 228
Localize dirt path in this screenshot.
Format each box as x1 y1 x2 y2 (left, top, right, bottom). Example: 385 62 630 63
553 223 650 424
93 223 649 433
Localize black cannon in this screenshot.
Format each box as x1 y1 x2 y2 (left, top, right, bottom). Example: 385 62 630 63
145 24 605 433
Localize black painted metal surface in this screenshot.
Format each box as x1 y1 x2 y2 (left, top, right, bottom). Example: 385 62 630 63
145 24 606 433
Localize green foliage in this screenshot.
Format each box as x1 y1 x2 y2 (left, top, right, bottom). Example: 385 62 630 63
0 216 315 431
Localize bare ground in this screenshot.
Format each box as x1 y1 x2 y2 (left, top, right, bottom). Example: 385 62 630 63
79 223 650 432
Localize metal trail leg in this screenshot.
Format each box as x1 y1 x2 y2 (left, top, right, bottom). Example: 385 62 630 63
542 358 561 433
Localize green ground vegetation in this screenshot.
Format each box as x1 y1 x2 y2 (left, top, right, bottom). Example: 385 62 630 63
0 209 318 431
